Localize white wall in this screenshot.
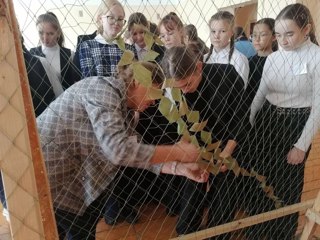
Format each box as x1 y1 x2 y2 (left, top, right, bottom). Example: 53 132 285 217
13 0 177 50
13 0 320 51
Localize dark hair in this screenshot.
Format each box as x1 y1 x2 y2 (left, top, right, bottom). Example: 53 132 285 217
187 42 205 61
234 26 247 39
158 12 185 43
127 12 149 32
276 3 318 45
161 46 198 80
149 22 159 36
205 11 235 63
36 12 65 47
185 24 198 42
255 18 278 51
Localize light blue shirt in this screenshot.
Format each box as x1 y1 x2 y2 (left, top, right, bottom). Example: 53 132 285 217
235 40 256 58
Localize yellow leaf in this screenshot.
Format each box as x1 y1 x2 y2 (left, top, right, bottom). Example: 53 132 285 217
201 151 213 161
118 50 134 66
190 135 199 147
148 87 163 100
207 162 220 175
187 111 200 123
232 164 241 176
189 119 208 132
179 99 189 116
171 88 182 102
133 62 152 87
158 97 172 117
177 118 188 135
206 141 221 151
154 36 164 45
144 31 154 50
213 148 221 159
142 50 159 62
161 78 175 89
201 131 212 144
240 168 252 177
181 131 191 142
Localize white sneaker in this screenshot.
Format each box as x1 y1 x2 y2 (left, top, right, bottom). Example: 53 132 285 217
2 209 9 222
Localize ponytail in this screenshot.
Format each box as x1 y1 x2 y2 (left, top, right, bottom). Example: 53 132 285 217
205 44 214 62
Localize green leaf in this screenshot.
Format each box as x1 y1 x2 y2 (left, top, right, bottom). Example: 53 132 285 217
171 88 182 102
158 97 172 117
142 50 159 62
133 62 152 87
162 78 175 89
201 131 212 144
189 120 208 132
148 87 163 100
116 37 126 51
167 105 180 123
177 118 188 135
118 50 134 66
187 111 199 123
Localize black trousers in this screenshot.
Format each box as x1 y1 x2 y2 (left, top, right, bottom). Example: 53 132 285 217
176 172 239 239
242 102 310 240
55 189 109 240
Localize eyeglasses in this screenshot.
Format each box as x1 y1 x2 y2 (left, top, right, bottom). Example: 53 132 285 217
104 16 126 25
251 33 272 40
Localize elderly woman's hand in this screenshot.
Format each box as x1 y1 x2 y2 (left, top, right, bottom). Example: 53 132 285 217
161 162 209 183
174 139 201 163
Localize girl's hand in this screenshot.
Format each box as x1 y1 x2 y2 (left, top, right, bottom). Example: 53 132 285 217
287 147 306 165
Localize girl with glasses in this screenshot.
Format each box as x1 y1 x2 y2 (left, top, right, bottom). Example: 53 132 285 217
78 0 136 78
246 18 278 107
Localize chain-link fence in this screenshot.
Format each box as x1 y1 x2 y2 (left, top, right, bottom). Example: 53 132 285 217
1 0 320 239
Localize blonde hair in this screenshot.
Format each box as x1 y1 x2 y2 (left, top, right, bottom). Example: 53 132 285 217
96 0 125 34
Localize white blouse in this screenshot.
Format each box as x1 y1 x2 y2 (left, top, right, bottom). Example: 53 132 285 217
203 45 249 88
250 39 320 151
42 44 61 80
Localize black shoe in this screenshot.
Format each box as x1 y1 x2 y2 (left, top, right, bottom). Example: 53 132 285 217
104 197 121 225
166 206 180 217
122 207 139 224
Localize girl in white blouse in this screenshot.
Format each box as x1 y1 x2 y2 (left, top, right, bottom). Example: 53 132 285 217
204 11 249 88
245 3 320 240
30 12 76 89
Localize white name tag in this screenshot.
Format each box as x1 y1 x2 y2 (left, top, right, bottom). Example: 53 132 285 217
293 63 308 75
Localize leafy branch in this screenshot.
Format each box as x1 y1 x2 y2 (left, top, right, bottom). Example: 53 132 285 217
115 24 283 209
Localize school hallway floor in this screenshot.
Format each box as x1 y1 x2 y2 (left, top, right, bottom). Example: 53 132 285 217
0 201 249 240
0 202 180 240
